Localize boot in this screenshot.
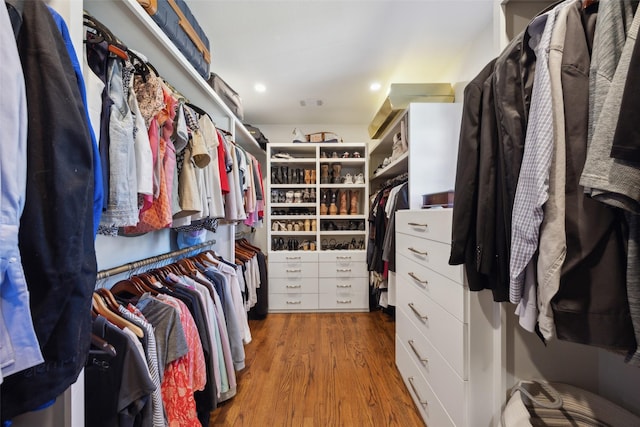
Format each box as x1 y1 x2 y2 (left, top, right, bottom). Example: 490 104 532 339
320 164 330 184
271 166 280 184
310 169 316 184
339 190 348 215
304 169 311 185
320 190 329 215
282 166 289 184
329 190 338 215
331 163 342 184
350 190 359 215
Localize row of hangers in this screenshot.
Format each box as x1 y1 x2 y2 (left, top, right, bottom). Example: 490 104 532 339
91 243 264 356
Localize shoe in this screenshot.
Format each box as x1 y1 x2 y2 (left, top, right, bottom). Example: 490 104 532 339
310 169 316 184
331 151 339 159
343 173 353 184
292 128 307 143
352 152 361 158
354 173 365 184
341 151 350 158
274 152 294 159
321 151 328 158
309 189 316 203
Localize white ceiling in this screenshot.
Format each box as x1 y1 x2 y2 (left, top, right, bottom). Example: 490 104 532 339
187 0 494 126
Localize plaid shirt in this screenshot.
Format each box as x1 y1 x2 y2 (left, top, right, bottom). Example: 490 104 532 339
509 9 556 304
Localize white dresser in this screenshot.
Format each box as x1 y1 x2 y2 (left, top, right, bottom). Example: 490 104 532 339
395 209 497 427
268 250 369 312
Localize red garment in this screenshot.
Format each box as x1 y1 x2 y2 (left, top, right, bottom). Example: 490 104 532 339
217 130 230 194
158 296 206 427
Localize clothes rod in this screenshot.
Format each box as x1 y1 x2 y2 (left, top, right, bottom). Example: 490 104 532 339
96 239 216 280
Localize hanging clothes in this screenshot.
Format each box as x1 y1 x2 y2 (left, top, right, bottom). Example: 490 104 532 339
1 0 98 420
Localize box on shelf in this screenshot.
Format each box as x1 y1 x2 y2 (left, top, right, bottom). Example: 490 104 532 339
368 83 454 138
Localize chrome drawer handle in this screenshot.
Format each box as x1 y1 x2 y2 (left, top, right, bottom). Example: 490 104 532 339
408 340 429 364
337 284 352 288
408 222 428 228
408 302 428 321
286 300 302 305
336 256 352 260
286 284 302 289
336 268 352 272
408 247 428 256
286 256 301 260
337 299 352 304
408 272 428 286
286 269 302 273
408 377 428 406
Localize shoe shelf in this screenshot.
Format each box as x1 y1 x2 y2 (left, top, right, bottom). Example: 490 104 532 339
319 183 367 189
271 184 317 189
318 158 366 164
271 231 317 236
319 230 366 235
369 151 408 181
319 214 366 220
270 158 316 163
271 203 317 208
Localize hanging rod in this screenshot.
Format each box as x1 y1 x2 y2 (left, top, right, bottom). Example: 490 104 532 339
96 239 216 280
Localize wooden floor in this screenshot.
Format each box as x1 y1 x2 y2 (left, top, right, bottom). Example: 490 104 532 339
209 311 425 427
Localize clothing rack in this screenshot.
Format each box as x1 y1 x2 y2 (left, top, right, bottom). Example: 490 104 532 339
96 239 216 279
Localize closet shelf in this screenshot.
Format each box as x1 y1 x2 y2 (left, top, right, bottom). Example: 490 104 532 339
320 215 366 220
271 231 317 236
319 184 367 189
271 203 317 208
270 158 317 163
270 184 317 189
319 158 366 164
370 152 409 181
319 231 366 236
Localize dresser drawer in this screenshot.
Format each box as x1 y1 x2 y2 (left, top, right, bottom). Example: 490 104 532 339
396 209 453 245
318 277 368 310
269 293 319 311
318 261 367 278
397 252 465 323
268 251 318 264
397 275 467 378
396 337 456 427
396 234 463 284
398 306 468 426
318 251 366 264
269 262 318 279
270 277 318 294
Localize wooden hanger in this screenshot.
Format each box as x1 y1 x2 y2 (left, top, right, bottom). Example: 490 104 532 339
92 293 144 338
582 0 598 9
90 333 117 358
96 288 121 312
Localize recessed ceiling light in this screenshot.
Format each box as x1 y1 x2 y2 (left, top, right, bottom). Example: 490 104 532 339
254 83 266 93
370 82 382 92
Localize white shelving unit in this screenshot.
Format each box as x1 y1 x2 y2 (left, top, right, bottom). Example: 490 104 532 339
266 142 369 312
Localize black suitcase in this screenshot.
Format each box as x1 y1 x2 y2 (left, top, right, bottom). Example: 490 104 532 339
208 73 244 120
244 124 269 150
137 0 211 79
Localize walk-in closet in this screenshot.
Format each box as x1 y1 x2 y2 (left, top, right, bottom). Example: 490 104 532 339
3 1 640 426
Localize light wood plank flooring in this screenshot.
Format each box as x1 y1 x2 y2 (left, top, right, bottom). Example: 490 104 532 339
209 311 425 426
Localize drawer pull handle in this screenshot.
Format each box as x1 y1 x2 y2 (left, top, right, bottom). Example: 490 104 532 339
286 269 302 273
286 300 302 305
408 302 428 321
408 272 428 286
286 284 302 289
336 256 352 260
337 299 352 304
408 340 429 364
286 256 301 260
408 247 428 256
337 284 352 288
408 377 428 406
408 222 428 228
337 268 352 272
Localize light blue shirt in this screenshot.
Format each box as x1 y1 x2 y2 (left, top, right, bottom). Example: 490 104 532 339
0 2 44 379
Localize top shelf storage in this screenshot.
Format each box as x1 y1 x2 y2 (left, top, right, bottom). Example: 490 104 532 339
83 0 264 158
